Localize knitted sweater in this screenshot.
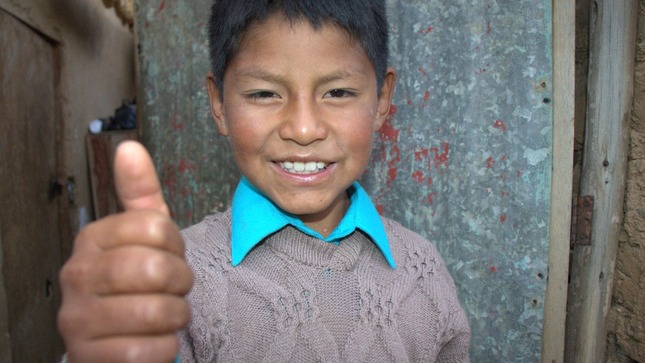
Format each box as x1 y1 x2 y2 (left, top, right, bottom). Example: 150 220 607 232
178 210 470 362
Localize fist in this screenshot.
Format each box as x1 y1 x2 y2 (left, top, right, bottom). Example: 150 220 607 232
58 141 193 363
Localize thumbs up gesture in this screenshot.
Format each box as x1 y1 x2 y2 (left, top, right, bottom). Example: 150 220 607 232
58 141 193 363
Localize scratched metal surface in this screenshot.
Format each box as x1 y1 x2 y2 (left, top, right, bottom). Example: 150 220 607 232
136 0 552 361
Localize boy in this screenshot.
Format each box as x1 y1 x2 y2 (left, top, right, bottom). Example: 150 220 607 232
58 0 471 362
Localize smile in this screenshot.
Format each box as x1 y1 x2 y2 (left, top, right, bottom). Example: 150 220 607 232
278 161 328 174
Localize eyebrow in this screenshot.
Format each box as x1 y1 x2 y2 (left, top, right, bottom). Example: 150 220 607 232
235 68 369 86
236 69 285 84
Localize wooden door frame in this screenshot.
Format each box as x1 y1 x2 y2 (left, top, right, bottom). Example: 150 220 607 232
565 1 638 362
541 1 575 362
0 6 69 361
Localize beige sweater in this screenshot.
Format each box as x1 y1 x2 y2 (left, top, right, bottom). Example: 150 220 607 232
179 210 470 362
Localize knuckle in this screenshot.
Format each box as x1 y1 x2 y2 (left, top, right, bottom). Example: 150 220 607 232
122 344 149 363
123 336 178 363
57 300 92 337
142 252 173 289
57 307 76 336
137 296 166 327
143 211 173 238
59 259 92 292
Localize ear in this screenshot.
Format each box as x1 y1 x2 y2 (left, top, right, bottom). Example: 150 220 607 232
206 72 229 136
374 67 397 130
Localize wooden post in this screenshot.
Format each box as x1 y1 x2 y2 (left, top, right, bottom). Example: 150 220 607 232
542 0 575 362
565 0 638 362
0 222 13 363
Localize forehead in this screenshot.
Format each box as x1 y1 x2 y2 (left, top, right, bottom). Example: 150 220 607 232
226 14 374 79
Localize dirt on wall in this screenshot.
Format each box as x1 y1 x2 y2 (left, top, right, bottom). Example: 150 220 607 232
606 3 645 362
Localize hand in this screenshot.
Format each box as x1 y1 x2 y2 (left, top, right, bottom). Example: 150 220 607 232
58 141 193 362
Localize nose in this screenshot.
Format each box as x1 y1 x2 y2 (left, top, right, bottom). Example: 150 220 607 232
278 96 328 145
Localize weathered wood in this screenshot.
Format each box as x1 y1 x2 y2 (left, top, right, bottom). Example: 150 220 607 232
542 0 575 362
0 222 12 363
86 130 139 218
0 8 66 361
565 0 638 362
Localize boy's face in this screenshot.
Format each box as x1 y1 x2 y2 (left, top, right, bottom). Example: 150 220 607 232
207 14 396 235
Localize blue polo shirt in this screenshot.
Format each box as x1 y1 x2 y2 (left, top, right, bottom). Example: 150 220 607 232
231 177 396 268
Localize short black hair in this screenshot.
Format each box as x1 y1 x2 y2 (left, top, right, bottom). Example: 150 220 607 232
208 0 389 94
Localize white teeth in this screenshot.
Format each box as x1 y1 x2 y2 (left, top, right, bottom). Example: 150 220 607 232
279 161 328 174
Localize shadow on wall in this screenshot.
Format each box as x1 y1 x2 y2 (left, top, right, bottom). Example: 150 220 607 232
50 0 109 52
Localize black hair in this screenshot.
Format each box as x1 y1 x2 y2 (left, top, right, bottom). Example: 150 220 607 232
208 0 389 94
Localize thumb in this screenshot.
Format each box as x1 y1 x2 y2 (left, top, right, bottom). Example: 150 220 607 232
114 140 170 216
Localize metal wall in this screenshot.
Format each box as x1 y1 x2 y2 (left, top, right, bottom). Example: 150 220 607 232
136 1 552 361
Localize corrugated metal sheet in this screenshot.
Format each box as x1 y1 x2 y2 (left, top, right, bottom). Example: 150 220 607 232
136 1 552 360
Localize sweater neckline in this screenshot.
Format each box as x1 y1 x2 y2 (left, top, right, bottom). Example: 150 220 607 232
262 226 369 271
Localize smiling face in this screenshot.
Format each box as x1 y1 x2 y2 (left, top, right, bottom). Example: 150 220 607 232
207 14 395 236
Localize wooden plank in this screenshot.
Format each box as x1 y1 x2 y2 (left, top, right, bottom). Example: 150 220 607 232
542 0 575 362
0 222 12 363
565 0 638 362
0 9 65 361
86 130 139 218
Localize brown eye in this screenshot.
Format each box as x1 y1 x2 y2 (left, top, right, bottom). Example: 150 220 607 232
326 89 355 98
250 91 278 99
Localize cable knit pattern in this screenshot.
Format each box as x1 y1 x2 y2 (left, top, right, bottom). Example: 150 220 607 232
179 210 470 362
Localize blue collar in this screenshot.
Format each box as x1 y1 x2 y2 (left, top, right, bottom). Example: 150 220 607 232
231 177 396 268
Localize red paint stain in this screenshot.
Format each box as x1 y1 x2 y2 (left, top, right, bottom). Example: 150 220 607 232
485 262 498 273
387 167 398 185
430 142 450 169
386 146 401 187
178 159 196 173
158 1 166 11
493 119 507 132
170 112 184 130
415 148 429 161
427 176 433 186
501 154 507 161
500 214 507 223
426 192 437 205
388 103 398 116
162 162 177 190
416 143 450 170
419 26 434 34
412 170 425 183
407 99 413 105
379 118 400 142
418 67 428 76
423 90 431 102
487 21 492 34
517 170 522 178
376 204 385 215
486 156 495 168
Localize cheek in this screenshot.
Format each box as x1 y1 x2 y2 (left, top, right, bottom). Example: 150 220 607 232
342 118 377 161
